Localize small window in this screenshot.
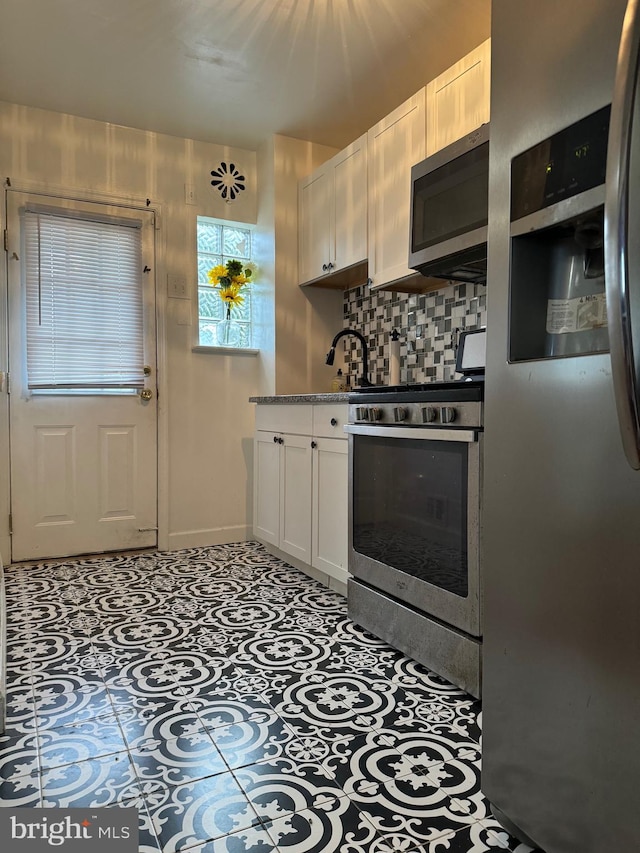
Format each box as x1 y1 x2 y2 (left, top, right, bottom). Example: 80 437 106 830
197 217 255 349
23 208 145 393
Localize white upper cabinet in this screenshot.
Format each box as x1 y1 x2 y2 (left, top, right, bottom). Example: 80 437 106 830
296 41 490 295
426 39 491 156
298 169 332 285
298 134 368 286
367 89 426 290
332 137 368 275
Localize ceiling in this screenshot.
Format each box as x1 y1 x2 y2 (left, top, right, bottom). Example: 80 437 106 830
0 0 491 151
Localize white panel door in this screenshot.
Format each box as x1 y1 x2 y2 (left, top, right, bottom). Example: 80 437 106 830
7 192 158 561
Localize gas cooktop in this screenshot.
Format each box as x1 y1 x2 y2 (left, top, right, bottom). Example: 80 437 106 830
350 377 484 393
348 377 484 423
349 376 485 400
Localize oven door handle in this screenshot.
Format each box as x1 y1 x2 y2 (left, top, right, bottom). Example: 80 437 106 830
344 424 479 442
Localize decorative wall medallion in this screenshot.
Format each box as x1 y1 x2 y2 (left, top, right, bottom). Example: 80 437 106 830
210 162 246 202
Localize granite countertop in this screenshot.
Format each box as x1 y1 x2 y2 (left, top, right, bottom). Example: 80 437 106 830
249 393 351 404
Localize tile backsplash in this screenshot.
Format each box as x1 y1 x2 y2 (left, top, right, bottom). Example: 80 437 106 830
342 282 487 386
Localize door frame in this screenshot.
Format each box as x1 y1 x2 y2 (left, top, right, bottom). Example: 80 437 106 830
0 180 169 563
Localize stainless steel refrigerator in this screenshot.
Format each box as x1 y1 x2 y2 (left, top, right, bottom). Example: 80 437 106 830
483 1 640 851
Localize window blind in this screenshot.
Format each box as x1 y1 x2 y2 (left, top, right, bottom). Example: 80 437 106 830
24 210 145 391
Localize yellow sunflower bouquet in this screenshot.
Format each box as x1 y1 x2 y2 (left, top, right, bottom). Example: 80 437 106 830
207 259 255 320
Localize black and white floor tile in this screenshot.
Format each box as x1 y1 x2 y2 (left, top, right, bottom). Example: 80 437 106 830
1 542 540 852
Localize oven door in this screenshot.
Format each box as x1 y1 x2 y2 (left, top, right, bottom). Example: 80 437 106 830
345 424 482 637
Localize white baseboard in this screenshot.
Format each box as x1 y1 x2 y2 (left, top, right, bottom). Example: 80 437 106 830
0 537 9 571
165 525 252 551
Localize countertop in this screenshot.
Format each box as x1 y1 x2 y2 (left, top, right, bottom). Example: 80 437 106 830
249 393 350 404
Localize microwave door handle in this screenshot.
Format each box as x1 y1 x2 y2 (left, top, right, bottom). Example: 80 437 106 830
606 0 640 470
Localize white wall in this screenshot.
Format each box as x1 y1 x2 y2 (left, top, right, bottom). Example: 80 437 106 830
256 135 344 397
0 101 351 564
0 101 262 560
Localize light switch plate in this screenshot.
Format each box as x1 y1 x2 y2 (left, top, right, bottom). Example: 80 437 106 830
167 274 189 299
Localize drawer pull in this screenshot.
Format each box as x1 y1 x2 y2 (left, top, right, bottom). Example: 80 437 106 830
311 440 317 449
330 418 338 426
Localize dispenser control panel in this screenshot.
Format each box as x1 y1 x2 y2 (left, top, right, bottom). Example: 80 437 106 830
510 105 611 221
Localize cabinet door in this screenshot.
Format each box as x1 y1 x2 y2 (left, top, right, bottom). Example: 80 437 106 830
279 433 313 564
298 169 332 284
253 431 281 547
332 134 368 272
426 39 491 156
312 437 348 583
367 89 426 289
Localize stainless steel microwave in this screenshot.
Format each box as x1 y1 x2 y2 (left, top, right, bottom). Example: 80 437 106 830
409 124 490 284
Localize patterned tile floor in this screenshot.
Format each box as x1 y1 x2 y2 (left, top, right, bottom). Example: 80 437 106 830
0 542 538 853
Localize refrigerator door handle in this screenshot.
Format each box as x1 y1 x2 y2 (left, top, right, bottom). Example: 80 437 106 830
606 0 640 470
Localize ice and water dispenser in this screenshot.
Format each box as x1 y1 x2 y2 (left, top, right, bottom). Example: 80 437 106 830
509 106 611 361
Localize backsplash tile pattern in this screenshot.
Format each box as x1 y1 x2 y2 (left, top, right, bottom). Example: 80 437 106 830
342 283 487 386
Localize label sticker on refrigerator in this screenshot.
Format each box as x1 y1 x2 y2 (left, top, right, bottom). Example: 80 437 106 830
546 293 608 334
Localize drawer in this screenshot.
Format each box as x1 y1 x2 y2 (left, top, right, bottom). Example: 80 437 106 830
312 404 348 439
255 404 313 435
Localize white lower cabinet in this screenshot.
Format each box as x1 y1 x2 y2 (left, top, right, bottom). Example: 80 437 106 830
312 436 348 581
279 433 312 565
253 430 282 547
253 403 348 590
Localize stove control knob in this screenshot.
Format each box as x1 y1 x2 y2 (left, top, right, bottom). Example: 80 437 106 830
422 406 438 423
440 406 457 424
394 406 408 422
355 407 369 422
370 406 383 422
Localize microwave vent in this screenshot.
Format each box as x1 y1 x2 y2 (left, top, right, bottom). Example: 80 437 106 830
416 243 487 285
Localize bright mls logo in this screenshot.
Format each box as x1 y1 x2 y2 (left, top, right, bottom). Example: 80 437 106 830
0 808 138 851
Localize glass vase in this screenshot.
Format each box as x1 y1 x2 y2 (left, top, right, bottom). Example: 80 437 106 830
217 314 240 347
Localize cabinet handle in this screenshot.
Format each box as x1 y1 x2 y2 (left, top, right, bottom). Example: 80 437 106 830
327 262 334 270
273 435 278 443
311 440 317 449
330 418 338 426
278 437 284 444
322 263 328 271
367 277 373 287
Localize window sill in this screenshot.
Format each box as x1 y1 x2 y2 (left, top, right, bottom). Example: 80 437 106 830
192 345 260 356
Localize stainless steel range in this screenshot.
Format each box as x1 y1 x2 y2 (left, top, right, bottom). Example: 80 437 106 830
344 375 484 697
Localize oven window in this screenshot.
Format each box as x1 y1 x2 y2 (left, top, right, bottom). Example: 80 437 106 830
353 434 468 596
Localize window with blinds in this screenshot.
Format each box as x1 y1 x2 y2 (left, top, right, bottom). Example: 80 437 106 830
24 209 145 392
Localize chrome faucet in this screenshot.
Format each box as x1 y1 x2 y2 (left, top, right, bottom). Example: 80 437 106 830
326 328 373 387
